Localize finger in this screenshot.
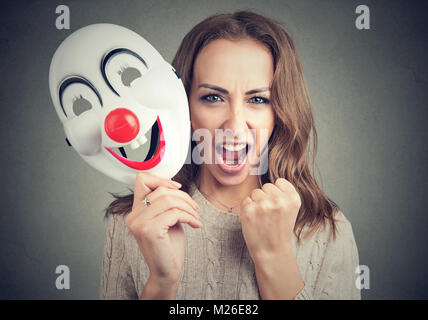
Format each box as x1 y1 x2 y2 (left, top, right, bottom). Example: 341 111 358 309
133 172 181 203
261 183 282 197
146 186 199 210
241 196 253 206
250 188 267 202
275 178 296 192
239 197 257 219
140 196 200 221
155 208 203 230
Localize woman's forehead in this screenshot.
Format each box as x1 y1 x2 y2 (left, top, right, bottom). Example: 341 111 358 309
193 39 273 89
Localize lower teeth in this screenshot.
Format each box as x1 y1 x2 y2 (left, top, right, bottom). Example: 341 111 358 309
224 155 245 166
220 146 248 166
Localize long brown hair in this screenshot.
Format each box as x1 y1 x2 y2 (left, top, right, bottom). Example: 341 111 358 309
105 10 339 241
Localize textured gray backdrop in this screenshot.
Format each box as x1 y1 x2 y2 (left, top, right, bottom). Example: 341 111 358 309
0 0 427 299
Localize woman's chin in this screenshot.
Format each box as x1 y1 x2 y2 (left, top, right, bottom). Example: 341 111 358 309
211 162 251 186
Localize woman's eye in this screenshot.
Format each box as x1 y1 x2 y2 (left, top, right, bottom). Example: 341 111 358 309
249 96 270 104
202 94 222 103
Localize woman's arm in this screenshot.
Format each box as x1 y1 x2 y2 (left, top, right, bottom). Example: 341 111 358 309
139 276 180 299
240 178 360 300
253 212 360 300
100 213 138 300
253 244 305 299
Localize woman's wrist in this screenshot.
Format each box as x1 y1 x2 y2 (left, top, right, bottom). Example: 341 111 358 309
139 275 180 300
251 241 294 266
253 244 304 300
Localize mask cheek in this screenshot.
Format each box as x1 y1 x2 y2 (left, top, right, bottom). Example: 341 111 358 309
130 64 183 110
64 111 102 156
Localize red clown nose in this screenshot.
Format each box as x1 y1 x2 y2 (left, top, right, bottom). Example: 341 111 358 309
104 108 140 143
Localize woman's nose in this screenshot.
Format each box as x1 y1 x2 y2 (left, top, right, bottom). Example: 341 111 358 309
104 108 140 143
223 104 248 132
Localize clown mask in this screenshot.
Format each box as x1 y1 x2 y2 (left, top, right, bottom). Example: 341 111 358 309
49 24 190 186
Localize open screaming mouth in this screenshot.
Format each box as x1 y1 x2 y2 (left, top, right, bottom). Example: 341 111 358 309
215 143 250 166
105 116 165 170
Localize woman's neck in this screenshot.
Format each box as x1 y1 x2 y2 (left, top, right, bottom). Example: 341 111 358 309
196 165 261 213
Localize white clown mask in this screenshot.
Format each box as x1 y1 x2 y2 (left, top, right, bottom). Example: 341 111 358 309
49 24 190 186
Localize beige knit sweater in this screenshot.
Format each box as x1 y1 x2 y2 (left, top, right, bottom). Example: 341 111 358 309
100 183 361 300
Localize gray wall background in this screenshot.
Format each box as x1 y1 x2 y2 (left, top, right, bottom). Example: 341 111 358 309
0 0 427 299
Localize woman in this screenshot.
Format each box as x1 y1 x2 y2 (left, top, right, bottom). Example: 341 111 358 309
100 10 360 300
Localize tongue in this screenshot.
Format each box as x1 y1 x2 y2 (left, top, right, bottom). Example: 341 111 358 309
223 148 244 164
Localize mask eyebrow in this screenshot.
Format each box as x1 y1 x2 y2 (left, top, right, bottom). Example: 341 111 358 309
198 83 270 95
59 76 102 117
100 48 148 97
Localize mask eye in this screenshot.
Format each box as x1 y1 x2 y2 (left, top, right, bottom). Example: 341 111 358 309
119 65 142 87
73 94 92 116
61 82 100 118
104 52 148 95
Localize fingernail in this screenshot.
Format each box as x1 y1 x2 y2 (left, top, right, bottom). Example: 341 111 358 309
170 181 182 188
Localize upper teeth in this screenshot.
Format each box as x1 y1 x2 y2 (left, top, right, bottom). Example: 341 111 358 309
129 136 148 150
223 143 246 151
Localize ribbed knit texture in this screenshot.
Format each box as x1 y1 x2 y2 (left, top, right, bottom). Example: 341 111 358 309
100 183 361 300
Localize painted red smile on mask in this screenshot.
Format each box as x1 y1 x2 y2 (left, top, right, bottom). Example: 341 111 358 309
104 116 165 170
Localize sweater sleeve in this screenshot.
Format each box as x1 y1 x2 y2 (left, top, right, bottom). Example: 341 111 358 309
99 213 138 300
294 211 361 300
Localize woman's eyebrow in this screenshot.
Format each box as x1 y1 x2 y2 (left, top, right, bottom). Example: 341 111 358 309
198 83 229 94
245 87 270 95
198 83 270 95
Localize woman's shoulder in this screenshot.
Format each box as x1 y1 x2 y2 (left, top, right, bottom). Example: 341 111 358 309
295 209 359 278
332 210 355 236
104 212 130 240
300 209 357 248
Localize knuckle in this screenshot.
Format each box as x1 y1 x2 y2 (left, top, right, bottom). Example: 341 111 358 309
182 191 194 201
241 203 255 217
276 177 287 184
251 189 259 199
244 211 254 222
157 185 167 193
287 193 301 209
262 183 274 193
159 194 173 206
240 203 248 212
259 199 271 211
293 194 302 208
165 196 175 208
275 177 288 189
139 223 152 238
272 195 283 206
170 208 181 216
240 210 250 221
